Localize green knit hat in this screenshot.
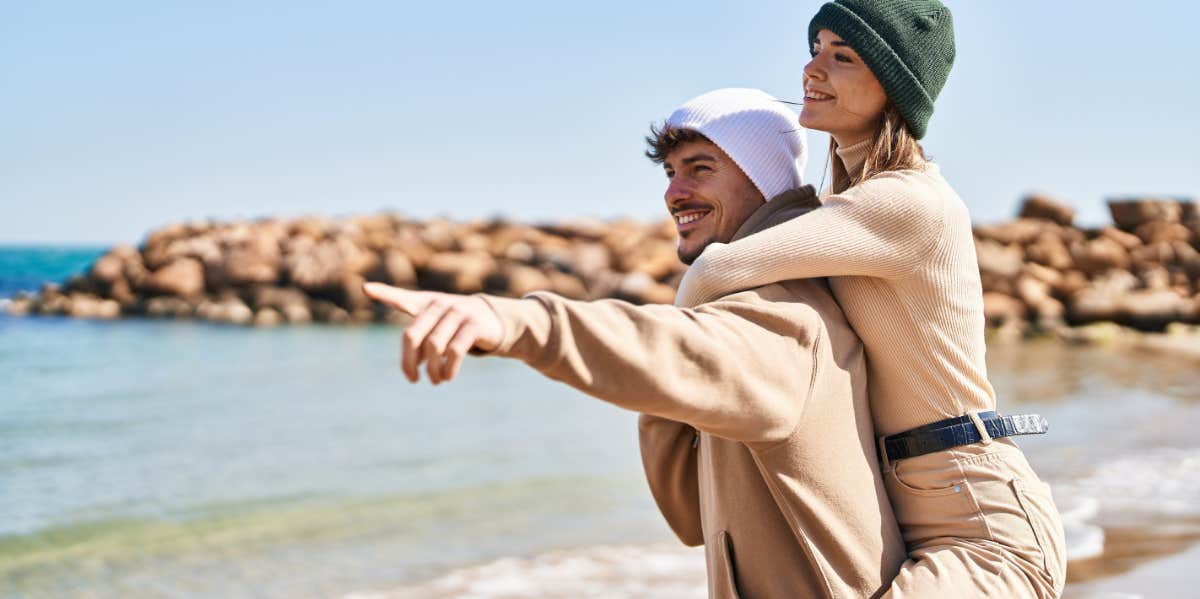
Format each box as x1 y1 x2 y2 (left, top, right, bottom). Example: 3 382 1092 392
808 0 955 139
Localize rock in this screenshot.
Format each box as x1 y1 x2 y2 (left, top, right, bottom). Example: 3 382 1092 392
144 258 206 297
196 297 253 325
1022 263 1062 287
310 300 351 324
546 271 588 300
1108 198 1188 231
983 292 1026 327
67 295 121 320
1120 290 1192 331
90 252 127 284
4 297 33 316
619 239 683 281
248 285 309 312
486 264 552 297
1071 238 1130 275
215 231 283 287
382 250 417 287
145 296 195 319
1134 221 1192 245
281 303 313 324
1069 288 1121 323
253 308 283 327
615 271 677 305
1137 266 1172 291
973 219 1049 245
1099 226 1142 250
976 240 1024 279
1018 194 1075 226
1130 241 1174 267
1024 232 1073 270
420 251 496 294
284 237 378 293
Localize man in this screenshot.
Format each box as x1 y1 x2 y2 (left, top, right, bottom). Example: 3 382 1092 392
363 88 904 598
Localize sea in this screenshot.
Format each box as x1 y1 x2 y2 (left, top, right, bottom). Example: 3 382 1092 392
2 245 1200 598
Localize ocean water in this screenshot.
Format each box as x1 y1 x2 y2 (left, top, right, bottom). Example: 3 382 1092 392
3 246 1200 599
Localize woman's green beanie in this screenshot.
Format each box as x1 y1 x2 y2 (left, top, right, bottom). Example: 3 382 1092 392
808 0 955 139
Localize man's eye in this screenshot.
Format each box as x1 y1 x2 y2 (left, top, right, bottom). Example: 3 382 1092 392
835 53 853 63
694 165 711 173
664 170 675 178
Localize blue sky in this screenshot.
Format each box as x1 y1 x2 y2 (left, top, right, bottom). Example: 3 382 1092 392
3 1 1198 244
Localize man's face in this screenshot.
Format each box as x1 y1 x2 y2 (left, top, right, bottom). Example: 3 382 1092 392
662 139 765 264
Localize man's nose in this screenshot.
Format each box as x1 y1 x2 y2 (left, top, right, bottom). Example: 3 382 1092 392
665 178 691 207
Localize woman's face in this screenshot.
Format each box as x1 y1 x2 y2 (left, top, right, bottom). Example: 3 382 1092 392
800 29 888 145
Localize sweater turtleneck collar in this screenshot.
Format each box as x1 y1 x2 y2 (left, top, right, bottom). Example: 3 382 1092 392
834 137 872 182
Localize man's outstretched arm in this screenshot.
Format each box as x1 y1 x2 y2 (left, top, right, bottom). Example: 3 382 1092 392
362 282 820 445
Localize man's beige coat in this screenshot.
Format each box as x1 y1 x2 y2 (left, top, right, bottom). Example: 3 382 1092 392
481 188 905 598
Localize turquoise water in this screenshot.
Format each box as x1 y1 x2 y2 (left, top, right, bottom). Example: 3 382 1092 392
0 245 107 298
4 247 1200 598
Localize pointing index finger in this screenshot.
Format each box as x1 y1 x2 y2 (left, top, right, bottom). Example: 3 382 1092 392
362 282 434 316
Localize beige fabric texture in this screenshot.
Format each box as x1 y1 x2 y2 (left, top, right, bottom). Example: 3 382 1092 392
480 189 906 598
673 140 1067 597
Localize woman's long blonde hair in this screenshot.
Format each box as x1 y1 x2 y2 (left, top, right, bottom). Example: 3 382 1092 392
829 103 927 193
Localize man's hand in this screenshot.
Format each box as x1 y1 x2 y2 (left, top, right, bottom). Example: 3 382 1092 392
361 282 504 384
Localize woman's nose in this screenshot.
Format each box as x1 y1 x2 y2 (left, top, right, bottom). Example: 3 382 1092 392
803 56 825 82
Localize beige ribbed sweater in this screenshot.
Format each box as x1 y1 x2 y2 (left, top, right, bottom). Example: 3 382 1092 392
675 139 996 436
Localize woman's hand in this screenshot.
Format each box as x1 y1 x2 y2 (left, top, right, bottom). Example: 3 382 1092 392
361 282 503 384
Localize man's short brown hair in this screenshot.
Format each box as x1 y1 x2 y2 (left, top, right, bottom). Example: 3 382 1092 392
644 123 711 165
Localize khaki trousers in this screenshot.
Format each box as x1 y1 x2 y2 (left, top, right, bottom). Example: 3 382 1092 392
880 435 1067 598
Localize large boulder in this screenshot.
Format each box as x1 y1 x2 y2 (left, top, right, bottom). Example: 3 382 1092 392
983 292 1026 327
485 263 552 297
143 258 206 298
419 251 496 294
1018 194 1075 227
1024 232 1074 270
1134 221 1192 245
284 237 378 293
1107 198 1191 231
1120 290 1192 331
382 250 418 287
1071 238 1130 275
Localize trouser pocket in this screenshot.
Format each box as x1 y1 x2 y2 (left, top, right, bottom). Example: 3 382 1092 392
1012 478 1067 592
886 461 986 547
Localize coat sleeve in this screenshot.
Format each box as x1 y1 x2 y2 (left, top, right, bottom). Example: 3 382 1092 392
476 288 820 444
637 414 702 546
675 171 947 306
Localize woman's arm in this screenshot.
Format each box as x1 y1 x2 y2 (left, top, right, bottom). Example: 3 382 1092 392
676 170 946 306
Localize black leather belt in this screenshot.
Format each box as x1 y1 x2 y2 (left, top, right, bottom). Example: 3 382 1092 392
881 411 1048 462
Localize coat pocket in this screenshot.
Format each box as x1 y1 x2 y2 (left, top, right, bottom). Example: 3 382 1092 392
707 530 743 599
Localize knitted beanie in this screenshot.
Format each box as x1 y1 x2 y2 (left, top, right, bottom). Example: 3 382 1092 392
666 88 807 202
809 0 955 139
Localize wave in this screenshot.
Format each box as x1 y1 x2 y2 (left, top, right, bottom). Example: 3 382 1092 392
344 543 706 599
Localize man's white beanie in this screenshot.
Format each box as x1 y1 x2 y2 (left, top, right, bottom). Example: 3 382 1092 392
666 88 806 202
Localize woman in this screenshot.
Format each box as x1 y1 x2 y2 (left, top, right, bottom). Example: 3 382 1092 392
675 1 1067 596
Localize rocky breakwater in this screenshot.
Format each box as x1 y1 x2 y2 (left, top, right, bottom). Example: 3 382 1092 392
3 214 685 325
976 195 1200 334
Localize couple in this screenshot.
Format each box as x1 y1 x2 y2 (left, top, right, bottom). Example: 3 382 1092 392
364 1 1066 597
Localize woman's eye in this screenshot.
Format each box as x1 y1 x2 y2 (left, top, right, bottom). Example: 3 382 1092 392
835 53 853 63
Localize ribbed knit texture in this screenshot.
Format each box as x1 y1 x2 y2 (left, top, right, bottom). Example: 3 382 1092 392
809 0 955 139
666 88 806 202
675 141 996 436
